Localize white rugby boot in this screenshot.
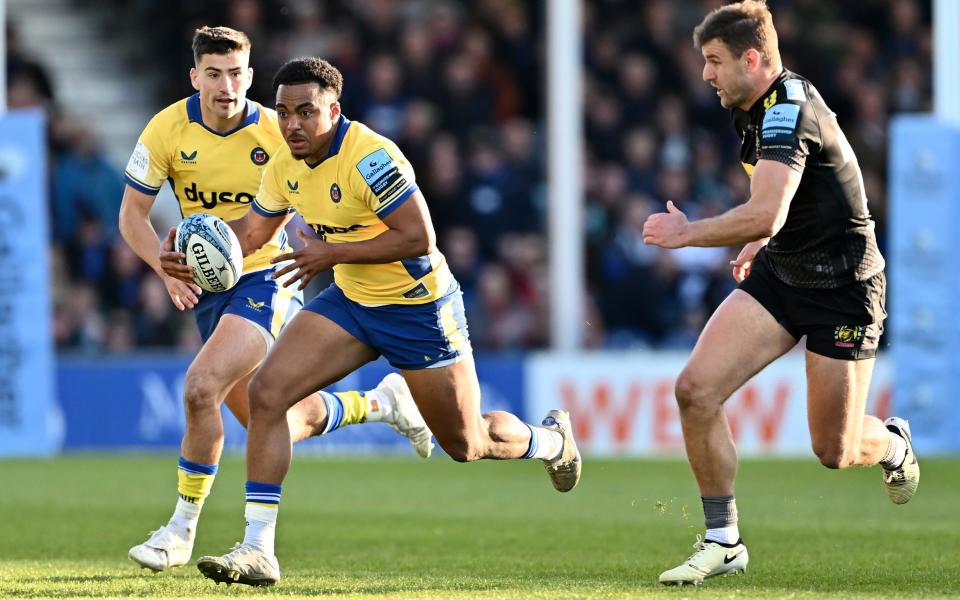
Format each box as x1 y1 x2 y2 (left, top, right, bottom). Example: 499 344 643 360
196 543 280 587
376 373 434 458
882 417 920 505
128 525 193 572
540 409 582 492
659 535 748 585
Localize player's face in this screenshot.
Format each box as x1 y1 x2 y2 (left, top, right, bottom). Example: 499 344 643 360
276 83 341 161
701 39 751 109
190 51 253 121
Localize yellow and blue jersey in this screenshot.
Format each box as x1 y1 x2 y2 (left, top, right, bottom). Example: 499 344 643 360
253 115 454 305
123 93 288 273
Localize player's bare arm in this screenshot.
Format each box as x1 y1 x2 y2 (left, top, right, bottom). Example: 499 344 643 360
271 190 434 290
228 210 289 257
120 185 201 310
642 159 801 249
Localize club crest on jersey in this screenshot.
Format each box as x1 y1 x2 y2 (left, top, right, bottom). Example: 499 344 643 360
180 150 198 164
287 180 299 193
833 325 864 348
330 183 342 203
250 146 269 166
763 91 777 111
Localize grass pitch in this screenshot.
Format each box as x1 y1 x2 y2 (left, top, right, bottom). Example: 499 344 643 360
0 455 957 599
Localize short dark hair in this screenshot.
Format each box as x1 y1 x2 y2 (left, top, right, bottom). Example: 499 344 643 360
191 26 251 64
693 0 779 65
272 58 344 98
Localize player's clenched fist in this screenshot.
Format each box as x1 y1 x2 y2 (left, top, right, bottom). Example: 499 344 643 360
643 201 689 249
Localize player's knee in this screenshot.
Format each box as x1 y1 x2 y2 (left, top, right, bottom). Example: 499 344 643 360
674 370 714 414
812 440 855 469
246 372 284 419
183 370 220 415
437 435 485 463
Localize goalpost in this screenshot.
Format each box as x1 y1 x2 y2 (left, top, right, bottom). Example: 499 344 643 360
547 0 584 350
934 0 960 124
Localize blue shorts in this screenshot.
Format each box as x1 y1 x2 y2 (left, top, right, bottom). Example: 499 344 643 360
304 283 471 370
194 268 303 343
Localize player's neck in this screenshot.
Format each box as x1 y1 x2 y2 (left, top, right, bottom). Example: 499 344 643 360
740 67 783 111
200 101 248 134
303 119 339 164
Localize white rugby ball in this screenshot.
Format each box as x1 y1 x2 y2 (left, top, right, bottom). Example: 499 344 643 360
175 214 244 292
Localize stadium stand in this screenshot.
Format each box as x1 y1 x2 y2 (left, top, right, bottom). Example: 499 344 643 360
6 0 931 352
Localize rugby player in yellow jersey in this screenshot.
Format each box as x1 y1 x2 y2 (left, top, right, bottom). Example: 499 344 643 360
119 28 433 574
157 57 582 587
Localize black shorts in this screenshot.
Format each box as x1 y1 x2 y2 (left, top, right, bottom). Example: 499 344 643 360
738 253 886 360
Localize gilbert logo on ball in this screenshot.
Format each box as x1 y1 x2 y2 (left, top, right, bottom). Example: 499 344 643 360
175 214 244 292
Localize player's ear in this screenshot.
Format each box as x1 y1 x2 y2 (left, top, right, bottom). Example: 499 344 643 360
744 48 761 73
190 67 200 91
244 67 254 91
330 101 341 120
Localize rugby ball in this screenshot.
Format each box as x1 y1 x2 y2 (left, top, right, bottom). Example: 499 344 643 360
175 214 244 292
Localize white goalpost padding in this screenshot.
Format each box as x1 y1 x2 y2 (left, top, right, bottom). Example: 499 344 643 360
547 0 584 350
934 0 960 124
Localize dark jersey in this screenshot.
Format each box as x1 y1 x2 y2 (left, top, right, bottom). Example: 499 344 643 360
731 70 884 288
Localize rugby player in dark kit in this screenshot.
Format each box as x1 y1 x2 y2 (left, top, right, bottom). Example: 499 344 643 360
642 0 918 586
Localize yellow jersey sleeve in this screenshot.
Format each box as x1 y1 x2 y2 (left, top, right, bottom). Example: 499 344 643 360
348 140 419 219
252 154 294 218
124 109 176 195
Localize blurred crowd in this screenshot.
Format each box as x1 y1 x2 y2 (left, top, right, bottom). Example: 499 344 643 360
6 0 931 354
583 0 930 348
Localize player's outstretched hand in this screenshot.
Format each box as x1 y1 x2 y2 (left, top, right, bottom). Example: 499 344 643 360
271 229 336 291
730 239 769 283
161 274 201 311
643 201 689 248
159 227 195 284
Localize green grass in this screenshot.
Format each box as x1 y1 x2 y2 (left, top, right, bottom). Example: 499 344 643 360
0 456 958 599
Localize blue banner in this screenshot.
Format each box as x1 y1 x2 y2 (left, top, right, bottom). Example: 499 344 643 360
57 353 524 453
0 110 58 456
889 116 960 453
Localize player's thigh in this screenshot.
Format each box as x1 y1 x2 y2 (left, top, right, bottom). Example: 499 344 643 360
251 309 378 410
186 314 267 402
401 354 484 441
679 289 797 406
805 351 875 448
799 275 884 450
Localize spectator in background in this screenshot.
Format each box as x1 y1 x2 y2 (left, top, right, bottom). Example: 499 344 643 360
133 277 183 348
600 195 681 346
470 263 533 351
51 122 124 244
360 54 408 140
5 22 55 109
104 310 136 354
104 242 148 312
444 226 483 307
